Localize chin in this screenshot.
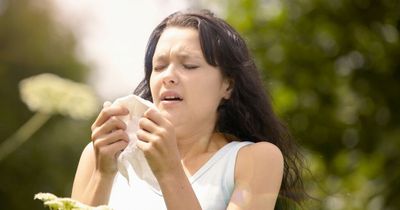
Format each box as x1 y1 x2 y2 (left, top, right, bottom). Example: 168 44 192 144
159 109 179 125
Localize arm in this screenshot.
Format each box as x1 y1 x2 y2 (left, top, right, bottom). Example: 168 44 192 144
136 108 202 210
227 142 284 210
71 143 116 205
157 166 202 210
71 104 129 206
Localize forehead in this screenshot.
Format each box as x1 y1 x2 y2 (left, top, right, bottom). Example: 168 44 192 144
153 27 203 59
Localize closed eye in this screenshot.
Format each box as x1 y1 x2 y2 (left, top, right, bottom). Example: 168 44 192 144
183 64 199 70
153 65 166 71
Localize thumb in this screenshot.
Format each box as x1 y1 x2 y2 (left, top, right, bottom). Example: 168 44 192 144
103 101 112 108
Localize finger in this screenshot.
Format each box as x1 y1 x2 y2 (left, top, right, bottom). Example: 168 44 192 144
138 117 158 133
136 129 157 143
96 106 129 126
144 108 171 128
100 140 129 159
136 138 151 152
93 129 129 148
103 101 112 108
91 105 129 131
92 117 127 140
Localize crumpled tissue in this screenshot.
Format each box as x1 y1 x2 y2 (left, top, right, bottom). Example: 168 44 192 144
110 94 159 191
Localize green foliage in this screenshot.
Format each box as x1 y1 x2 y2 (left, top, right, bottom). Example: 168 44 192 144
34 192 112 210
1 0 399 209
0 0 94 209
221 0 400 209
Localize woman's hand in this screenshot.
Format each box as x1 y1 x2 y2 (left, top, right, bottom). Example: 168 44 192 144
90 102 130 176
136 108 181 178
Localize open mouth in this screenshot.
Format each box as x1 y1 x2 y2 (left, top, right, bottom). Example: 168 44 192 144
162 96 183 101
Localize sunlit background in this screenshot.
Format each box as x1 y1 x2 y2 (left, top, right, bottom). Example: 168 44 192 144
52 0 190 100
0 0 399 209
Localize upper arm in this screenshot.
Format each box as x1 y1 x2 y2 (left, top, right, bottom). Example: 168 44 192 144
71 142 95 199
227 142 284 210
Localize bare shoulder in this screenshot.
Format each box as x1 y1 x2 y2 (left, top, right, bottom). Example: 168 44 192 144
238 141 284 166
235 141 284 184
230 141 284 209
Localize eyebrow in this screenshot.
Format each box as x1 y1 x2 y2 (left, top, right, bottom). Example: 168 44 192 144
153 51 203 62
178 52 202 60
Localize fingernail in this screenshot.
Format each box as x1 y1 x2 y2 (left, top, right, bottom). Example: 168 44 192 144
103 101 112 108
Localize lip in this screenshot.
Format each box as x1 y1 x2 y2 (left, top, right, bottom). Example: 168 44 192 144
159 90 183 106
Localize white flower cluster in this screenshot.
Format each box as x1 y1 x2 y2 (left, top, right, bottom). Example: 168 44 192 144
19 73 99 120
34 193 112 210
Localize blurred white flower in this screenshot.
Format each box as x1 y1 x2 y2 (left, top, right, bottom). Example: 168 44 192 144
0 73 100 162
34 192 58 201
19 73 99 120
34 192 113 210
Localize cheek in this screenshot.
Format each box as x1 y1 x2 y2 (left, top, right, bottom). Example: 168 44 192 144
149 74 160 101
190 80 224 110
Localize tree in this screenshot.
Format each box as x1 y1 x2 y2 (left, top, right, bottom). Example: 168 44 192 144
215 0 400 209
0 0 96 209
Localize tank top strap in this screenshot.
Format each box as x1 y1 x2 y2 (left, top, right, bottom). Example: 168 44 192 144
223 141 253 191
189 141 254 210
189 141 253 184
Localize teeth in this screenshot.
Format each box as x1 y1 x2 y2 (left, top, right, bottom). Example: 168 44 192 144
164 96 181 100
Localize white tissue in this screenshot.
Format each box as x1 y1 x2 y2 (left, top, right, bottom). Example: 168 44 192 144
111 94 159 191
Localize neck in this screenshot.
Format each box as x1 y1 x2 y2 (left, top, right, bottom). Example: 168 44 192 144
175 124 225 160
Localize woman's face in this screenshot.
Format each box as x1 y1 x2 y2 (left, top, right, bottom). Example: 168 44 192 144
150 26 231 136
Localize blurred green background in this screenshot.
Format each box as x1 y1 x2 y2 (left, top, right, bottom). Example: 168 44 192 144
1 0 399 209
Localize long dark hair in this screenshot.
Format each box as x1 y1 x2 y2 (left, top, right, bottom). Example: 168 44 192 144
134 9 307 209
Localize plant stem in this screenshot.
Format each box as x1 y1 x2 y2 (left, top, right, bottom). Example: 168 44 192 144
0 112 51 162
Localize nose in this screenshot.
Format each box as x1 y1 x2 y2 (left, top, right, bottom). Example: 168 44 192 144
162 64 179 87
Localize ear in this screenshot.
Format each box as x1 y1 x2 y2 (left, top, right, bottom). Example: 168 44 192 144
222 78 234 100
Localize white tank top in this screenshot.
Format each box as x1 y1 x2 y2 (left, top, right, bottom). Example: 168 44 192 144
108 141 252 210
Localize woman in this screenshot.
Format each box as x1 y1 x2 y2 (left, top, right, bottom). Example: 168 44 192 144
72 9 306 210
